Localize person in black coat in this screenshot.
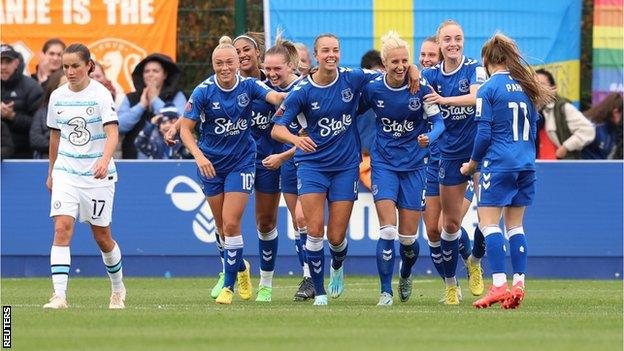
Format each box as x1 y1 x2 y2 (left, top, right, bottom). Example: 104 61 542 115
1 44 44 158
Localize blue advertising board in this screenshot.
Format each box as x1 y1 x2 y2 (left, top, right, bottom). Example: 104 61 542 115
1 160 622 279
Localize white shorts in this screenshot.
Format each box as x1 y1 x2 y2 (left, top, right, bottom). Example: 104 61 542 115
50 182 115 227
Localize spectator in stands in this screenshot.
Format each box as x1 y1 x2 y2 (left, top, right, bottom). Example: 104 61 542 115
294 43 312 76
1 120 14 159
535 69 595 159
31 38 66 88
134 103 190 159
1 44 43 159
30 70 66 159
91 61 124 107
117 53 186 159
581 92 623 159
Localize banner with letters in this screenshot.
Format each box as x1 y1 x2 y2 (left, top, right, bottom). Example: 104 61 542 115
266 0 582 104
0 0 178 93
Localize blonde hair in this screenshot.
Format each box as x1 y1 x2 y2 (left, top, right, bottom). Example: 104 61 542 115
212 35 236 59
266 28 300 71
481 33 554 107
380 30 410 61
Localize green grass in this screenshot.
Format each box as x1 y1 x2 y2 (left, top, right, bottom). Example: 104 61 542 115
2 277 622 351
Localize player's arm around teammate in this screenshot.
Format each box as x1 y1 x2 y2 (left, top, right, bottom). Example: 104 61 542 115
263 35 317 301
272 33 419 306
44 44 126 310
461 33 554 309
233 32 285 302
180 36 284 305
420 20 487 305
359 31 445 306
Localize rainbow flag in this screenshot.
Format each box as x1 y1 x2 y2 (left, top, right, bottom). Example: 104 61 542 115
592 0 624 104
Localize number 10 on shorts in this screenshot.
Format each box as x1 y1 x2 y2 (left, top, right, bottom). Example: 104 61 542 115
240 173 255 191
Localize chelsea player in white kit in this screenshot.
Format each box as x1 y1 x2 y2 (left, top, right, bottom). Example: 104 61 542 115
180 36 286 305
359 32 445 305
462 33 553 309
272 33 421 305
44 44 125 309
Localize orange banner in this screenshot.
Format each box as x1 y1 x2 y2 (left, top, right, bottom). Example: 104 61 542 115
0 0 178 93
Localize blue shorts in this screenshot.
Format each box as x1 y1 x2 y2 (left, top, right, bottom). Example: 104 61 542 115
255 166 280 194
426 159 440 197
280 159 298 195
297 166 359 202
439 158 471 186
372 167 426 211
198 164 255 197
478 170 536 207
464 179 475 202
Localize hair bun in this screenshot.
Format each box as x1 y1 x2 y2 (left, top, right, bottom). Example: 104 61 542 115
219 36 233 45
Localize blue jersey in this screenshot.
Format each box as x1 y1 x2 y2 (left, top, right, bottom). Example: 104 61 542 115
184 74 270 172
422 56 487 160
475 71 539 172
273 67 380 171
251 71 283 169
360 75 441 171
268 77 303 151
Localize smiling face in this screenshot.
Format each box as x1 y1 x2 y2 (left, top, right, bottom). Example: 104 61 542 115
264 53 294 87
234 38 260 75
438 24 464 61
212 47 239 87
143 61 166 88
383 47 409 84
314 36 340 72
419 40 440 68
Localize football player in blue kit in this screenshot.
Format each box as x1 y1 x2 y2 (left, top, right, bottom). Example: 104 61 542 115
461 33 553 309
359 31 445 306
262 34 316 301
422 20 487 305
272 33 421 305
230 32 287 302
180 36 286 305
420 36 486 302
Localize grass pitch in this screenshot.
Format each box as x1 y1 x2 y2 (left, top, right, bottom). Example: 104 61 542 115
1 277 622 351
